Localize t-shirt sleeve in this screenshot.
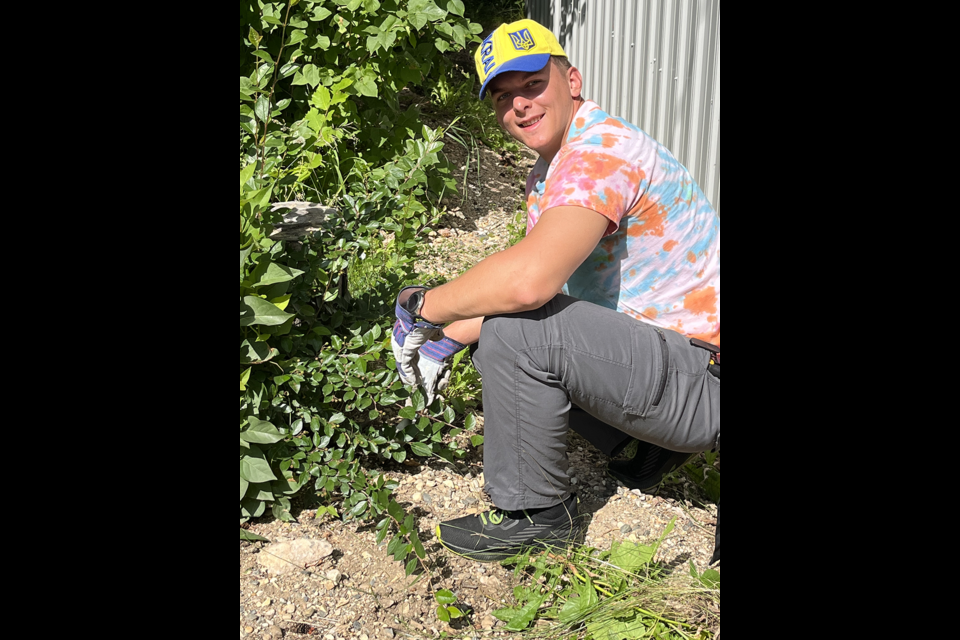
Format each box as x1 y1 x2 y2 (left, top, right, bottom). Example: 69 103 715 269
538 143 644 237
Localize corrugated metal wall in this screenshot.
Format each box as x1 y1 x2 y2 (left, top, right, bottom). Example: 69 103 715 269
527 0 721 213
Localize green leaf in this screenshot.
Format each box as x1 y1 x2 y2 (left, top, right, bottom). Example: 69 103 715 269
447 607 464 620
240 454 277 484
279 62 299 78
412 531 426 559
405 558 419 576
240 297 295 327
413 0 447 21
251 50 274 64
255 95 271 123
354 75 378 98
398 407 417 420
240 418 285 444
240 367 251 391
436 605 450 623
446 0 464 16
388 499 405 523
506 592 546 631
294 64 321 87
559 578 600 624
248 260 305 288
272 497 293 522
240 340 279 365
240 528 270 542
470 435 484 447
313 86 331 111
610 542 656 574
409 442 433 457
349 500 369 517
240 477 250 501
435 590 457 606
587 615 649 640
286 30 308 47
240 164 256 192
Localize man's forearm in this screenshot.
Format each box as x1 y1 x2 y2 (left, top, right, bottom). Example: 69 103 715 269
417 207 611 325
419 245 541 324
443 317 485 345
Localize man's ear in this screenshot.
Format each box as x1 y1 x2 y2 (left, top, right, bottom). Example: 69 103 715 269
568 66 583 99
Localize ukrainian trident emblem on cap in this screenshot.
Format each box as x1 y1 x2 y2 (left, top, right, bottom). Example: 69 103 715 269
509 29 536 51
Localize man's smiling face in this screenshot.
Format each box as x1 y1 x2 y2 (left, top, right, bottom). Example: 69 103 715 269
488 60 583 163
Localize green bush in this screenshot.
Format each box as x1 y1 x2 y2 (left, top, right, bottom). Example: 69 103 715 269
240 1 485 561
240 0 483 202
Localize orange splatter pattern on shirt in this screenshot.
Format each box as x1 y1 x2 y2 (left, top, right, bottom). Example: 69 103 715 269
684 286 718 316
524 101 720 343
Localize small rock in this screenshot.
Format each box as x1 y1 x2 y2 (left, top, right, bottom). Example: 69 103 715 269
621 525 633 535
258 539 334 576
385 629 396 638
423 494 433 505
481 615 497 630
443 480 455 489
264 625 284 640
412 493 423 503
284 603 296 614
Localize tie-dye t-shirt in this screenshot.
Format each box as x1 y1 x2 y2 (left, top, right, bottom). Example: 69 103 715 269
526 101 721 345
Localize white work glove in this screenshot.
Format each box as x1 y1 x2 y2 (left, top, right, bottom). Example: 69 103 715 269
415 334 468 406
391 287 467 405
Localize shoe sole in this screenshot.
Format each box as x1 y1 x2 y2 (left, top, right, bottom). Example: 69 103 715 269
436 523 585 563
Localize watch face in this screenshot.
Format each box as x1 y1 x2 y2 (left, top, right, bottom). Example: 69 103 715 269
403 291 423 315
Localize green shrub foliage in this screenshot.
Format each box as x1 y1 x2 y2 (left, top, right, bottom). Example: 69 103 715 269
240 0 484 554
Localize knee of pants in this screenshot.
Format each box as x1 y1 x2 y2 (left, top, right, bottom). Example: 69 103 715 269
473 315 513 376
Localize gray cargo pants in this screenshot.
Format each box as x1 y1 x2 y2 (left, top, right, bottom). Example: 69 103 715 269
472 295 721 511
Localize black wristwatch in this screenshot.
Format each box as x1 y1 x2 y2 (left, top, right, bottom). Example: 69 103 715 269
402 288 438 324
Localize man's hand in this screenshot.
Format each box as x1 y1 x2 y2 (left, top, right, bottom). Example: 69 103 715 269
392 287 444 387
417 335 468 406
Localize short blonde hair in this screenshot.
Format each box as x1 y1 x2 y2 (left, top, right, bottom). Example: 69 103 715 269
551 56 572 71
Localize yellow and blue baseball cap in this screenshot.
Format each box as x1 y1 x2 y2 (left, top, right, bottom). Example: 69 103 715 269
474 19 568 99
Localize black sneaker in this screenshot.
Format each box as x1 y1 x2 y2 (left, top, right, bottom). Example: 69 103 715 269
607 441 696 492
436 494 583 562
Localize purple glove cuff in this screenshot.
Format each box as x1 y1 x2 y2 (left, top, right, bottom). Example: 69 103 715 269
394 287 442 347
419 336 468 363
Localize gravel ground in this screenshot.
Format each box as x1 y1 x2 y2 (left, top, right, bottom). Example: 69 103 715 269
240 431 719 640
241 123 720 640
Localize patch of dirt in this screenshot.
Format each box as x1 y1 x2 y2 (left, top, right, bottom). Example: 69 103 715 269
241 437 718 640
413 101 538 281
241 113 720 640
